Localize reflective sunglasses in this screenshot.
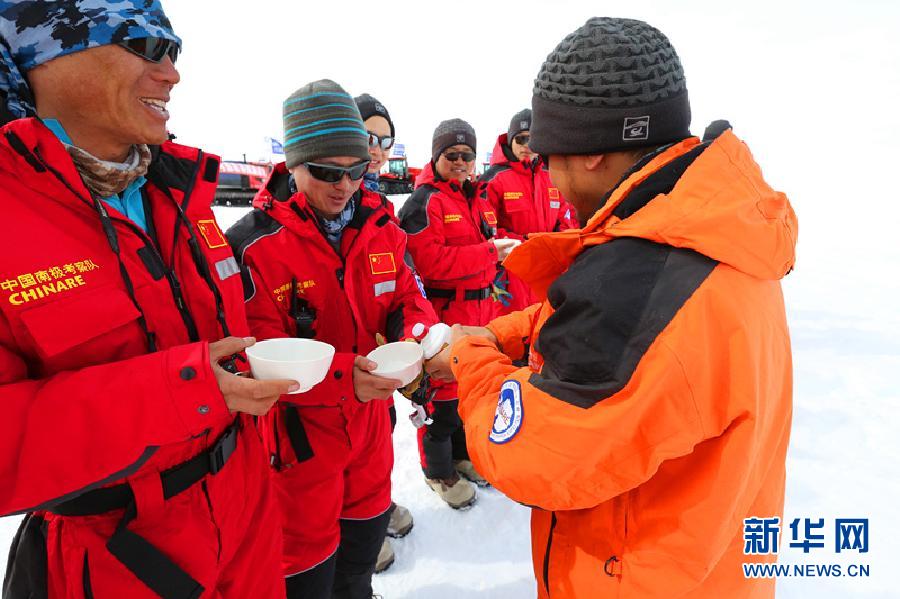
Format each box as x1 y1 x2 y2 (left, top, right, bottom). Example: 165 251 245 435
512 134 531 146
443 151 476 163
303 161 370 183
119 37 180 64
367 132 394 150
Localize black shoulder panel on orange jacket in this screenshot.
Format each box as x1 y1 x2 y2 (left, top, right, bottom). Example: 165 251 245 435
530 238 716 408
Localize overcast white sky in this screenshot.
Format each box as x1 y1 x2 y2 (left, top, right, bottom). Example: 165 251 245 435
164 0 900 322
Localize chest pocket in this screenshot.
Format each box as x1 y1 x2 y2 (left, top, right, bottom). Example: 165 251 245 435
503 192 530 213
19 285 140 359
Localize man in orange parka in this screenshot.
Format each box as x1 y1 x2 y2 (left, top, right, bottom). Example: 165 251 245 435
429 17 797 599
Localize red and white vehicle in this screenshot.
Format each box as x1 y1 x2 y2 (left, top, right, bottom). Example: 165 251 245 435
214 160 273 206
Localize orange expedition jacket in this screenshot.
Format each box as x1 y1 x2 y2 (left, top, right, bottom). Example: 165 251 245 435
451 131 797 598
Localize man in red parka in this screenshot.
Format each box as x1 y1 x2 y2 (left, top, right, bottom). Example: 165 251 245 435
0 2 295 597
226 79 441 599
479 109 579 313
398 119 513 508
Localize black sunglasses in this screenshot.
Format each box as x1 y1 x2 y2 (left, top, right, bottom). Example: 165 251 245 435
119 37 180 64
513 134 531 146
368 132 394 150
443 151 476 163
303 161 370 183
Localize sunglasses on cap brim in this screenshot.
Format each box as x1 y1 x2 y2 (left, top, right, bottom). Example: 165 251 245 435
303 161 370 183
443 151 476 163
118 37 180 64
368 132 394 150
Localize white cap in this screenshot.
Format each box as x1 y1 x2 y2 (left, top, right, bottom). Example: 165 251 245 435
421 323 451 360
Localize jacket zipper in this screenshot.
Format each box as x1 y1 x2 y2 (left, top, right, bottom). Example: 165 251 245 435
542 512 557 596
304 201 367 354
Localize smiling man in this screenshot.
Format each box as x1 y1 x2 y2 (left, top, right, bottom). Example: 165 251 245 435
398 119 513 507
226 79 441 599
0 1 296 598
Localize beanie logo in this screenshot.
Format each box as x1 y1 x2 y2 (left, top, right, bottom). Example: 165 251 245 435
520 120 528 129
375 103 386 114
623 116 650 141
456 134 466 143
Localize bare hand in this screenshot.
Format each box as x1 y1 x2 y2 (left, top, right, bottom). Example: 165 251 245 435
425 345 454 383
450 325 498 347
426 325 498 383
491 238 521 261
353 356 403 403
210 337 299 416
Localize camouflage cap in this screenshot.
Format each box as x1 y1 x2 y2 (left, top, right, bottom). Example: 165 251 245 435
1 0 180 122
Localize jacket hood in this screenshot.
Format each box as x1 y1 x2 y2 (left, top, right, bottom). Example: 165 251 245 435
490 134 533 173
591 131 797 281
414 161 437 189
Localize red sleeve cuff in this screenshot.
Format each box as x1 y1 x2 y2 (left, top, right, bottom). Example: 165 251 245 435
164 342 230 436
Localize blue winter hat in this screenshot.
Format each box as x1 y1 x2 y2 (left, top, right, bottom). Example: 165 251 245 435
0 0 181 123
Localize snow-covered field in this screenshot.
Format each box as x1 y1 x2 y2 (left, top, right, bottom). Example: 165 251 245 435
2 191 898 598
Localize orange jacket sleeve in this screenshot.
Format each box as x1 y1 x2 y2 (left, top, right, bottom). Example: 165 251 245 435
450 238 727 511
485 303 542 361
451 334 704 512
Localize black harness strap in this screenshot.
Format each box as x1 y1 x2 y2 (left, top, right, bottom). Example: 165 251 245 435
423 286 492 301
49 421 241 599
283 406 314 464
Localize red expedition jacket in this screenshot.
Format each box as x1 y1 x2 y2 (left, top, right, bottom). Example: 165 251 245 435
0 118 283 597
479 135 578 313
227 164 438 571
480 134 578 240
398 163 501 324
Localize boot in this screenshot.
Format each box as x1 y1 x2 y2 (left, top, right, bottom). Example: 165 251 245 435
387 502 413 538
375 538 394 574
425 472 476 509
454 459 490 488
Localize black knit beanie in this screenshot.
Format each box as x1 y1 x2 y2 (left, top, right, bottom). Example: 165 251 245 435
530 17 691 156
431 118 477 162
507 109 532 141
355 93 395 138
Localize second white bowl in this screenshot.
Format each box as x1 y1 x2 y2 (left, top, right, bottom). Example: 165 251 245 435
367 342 424 387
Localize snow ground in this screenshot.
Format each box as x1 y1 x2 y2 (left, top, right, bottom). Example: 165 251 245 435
2 195 897 598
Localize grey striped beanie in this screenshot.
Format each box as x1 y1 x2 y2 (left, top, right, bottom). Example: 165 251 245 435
283 79 370 168
530 17 691 156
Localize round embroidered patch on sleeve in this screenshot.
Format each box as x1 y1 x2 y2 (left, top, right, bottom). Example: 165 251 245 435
490 380 524 444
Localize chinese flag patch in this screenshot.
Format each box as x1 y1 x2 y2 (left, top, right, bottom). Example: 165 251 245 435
197 220 228 249
483 211 498 225
369 253 396 275
548 187 560 200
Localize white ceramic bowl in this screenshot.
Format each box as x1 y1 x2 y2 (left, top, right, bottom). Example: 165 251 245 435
245 338 336 394
367 342 424 387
